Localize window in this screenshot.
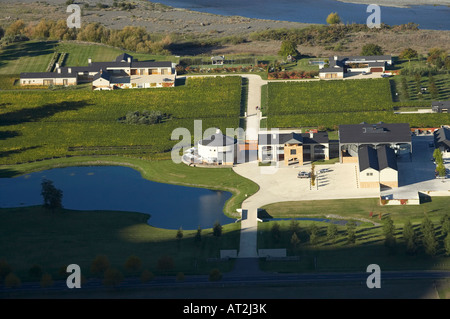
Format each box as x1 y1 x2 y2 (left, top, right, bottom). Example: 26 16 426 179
366 172 373 176
290 149 296 155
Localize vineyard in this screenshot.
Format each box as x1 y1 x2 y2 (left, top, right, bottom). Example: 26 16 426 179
266 79 450 129
0 77 242 164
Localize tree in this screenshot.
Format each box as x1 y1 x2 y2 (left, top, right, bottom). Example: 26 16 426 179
194 226 202 244
140 269 154 283
213 221 222 237
4 273 21 288
90 255 110 276
289 219 300 234
327 223 338 243
124 255 142 273
103 268 123 287
421 217 438 256
427 48 447 68
176 227 184 249
41 179 63 211
346 221 356 244
445 234 450 256
271 222 281 243
399 48 418 62
403 220 417 255
361 43 384 56
310 163 316 187
40 273 54 288
290 232 301 251
278 40 298 58
308 223 319 245
209 268 222 281
0 260 12 281
157 255 174 273
29 264 43 279
326 12 341 25
440 214 450 237
5 19 26 36
383 216 395 238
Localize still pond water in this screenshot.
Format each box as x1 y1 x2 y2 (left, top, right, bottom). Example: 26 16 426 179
0 166 234 230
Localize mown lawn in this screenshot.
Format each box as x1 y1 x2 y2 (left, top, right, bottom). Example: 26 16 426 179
0 41 57 75
0 40 177 76
257 197 450 272
0 205 242 282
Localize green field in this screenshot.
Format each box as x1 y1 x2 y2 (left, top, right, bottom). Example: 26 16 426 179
0 40 178 76
266 79 450 129
257 197 450 272
0 76 243 164
0 205 241 282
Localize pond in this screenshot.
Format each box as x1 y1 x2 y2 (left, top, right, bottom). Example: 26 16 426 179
0 166 234 230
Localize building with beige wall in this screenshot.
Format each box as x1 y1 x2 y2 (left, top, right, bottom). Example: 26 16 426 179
258 131 329 165
358 145 398 188
20 53 176 89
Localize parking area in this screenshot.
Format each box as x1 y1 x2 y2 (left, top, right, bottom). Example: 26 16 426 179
233 160 379 209
382 135 450 199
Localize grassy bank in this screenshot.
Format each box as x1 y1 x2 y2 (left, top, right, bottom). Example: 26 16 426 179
257 197 450 272
0 205 241 282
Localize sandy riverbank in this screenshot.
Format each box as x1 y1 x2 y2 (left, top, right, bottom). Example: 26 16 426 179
336 0 450 8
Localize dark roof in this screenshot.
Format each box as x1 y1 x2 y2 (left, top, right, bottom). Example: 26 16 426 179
339 122 411 144
358 145 379 171
319 67 344 73
132 61 172 68
377 145 397 170
258 132 303 145
92 70 111 82
301 132 329 144
258 132 329 145
199 132 236 147
20 72 77 79
434 127 450 150
358 145 397 172
116 53 133 62
432 101 450 112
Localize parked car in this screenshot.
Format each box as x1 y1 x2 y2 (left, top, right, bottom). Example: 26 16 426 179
381 74 391 78
298 171 310 178
318 168 330 174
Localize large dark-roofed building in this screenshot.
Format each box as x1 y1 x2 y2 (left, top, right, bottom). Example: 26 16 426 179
339 122 412 163
434 126 450 157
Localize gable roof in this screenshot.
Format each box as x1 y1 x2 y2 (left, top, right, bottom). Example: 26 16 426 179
116 53 133 62
258 132 303 145
377 145 398 170
92 69 111 82
358 145 397 172
20 72 77 79
434 127 450 150
358 145 379 171
339 122 411 144
199 131 236 147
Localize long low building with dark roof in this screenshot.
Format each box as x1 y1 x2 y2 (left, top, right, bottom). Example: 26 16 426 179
339 122 412 163
20 53 176 89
